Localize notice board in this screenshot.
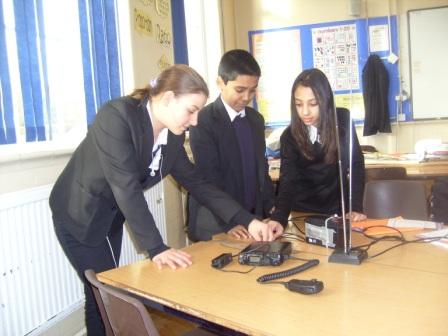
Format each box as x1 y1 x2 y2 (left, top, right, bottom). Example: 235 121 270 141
249 16 404 126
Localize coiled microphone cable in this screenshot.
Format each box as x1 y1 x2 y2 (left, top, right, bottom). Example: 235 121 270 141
257 259 319 283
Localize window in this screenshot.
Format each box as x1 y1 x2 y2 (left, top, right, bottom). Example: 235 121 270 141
0 0 122 146
183 0 223 100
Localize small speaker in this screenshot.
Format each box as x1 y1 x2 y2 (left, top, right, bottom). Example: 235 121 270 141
349 0 362 17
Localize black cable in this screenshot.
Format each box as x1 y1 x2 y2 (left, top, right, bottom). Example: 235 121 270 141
257 259 319 283
288 214 331 221
217 266 256 274
289 220 306 235
294 223 306 236
288 255 315 262
242 242 270 254
259 281 284 285
362 225 405 241
351 227 448 259
350 225 408 255
281 232 305 242
288 215 310 220
288 215 309 235
367 235 447 259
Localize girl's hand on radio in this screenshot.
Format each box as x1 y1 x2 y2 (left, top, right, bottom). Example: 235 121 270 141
248 219 274 241
227 225 251 239
267 220 284 239
248 219 283 241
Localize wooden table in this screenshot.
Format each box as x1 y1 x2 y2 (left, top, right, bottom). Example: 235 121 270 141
364 159 448 178
98 232 448 336
269 159 448 181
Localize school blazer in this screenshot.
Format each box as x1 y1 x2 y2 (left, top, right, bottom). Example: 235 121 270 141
188 97 275 232
49 96 253 255
271 108 365 226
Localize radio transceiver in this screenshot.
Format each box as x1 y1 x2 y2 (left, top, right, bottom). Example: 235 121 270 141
238 241 292 266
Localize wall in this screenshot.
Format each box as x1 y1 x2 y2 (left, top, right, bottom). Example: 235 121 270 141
126 0 187 248
0 148 71 195
220 0 448 153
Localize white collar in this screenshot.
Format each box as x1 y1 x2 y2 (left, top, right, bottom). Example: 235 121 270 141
221 96 246 122
146 101 168 150
308 125 320 144
153 128 168 150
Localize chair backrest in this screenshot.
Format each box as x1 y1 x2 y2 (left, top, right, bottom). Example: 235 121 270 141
363 180 429 220
84 269 114 336
430 177 448 224
85 269 160 336
365 167 407 182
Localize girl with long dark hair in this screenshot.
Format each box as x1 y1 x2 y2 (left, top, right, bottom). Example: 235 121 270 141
269 68 366 226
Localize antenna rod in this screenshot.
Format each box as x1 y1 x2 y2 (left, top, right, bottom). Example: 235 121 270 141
329 102 366 265
333 104 348 254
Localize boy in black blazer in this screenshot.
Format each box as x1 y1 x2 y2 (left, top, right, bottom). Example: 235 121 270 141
188 49 283 241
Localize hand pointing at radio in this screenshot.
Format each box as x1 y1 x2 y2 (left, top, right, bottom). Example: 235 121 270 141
247 219 284 241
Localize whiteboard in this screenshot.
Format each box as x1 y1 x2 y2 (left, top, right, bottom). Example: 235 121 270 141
409 7 448 119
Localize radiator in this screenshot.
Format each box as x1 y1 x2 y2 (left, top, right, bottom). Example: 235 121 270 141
0 183 166 336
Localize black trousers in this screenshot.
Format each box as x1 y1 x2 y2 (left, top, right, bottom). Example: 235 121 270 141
53 213 124 336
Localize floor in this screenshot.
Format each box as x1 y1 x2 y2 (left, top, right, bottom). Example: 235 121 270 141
146 306 200 335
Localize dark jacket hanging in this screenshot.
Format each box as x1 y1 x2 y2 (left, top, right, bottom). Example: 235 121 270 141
362 54 392 136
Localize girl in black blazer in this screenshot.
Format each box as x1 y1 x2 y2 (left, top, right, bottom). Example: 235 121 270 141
269 68 366 227
50 65 278 335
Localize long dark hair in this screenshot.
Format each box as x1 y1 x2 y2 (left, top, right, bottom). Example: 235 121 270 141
130 64 209 100
290 68 337 164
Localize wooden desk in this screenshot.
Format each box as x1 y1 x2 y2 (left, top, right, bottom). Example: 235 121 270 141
98 233 448 336
364 159 448 178
269 159 448 181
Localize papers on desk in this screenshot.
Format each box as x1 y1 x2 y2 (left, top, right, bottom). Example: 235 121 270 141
388 218 441 229
416 228 448 249
352 217 441 235
363 152 423 163
416 228 448 242
415 139 448 161
364 149 448 163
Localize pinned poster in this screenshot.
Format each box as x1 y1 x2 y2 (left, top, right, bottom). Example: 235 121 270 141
250 27 302 126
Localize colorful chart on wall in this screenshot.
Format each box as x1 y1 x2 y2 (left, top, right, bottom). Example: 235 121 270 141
249 15 404 126
311 24 359 91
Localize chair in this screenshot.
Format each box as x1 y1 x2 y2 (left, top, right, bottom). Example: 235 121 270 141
85 270 217 336
85 269 160 335
85 270 114 336
363 180 429 220
365 166 407 182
